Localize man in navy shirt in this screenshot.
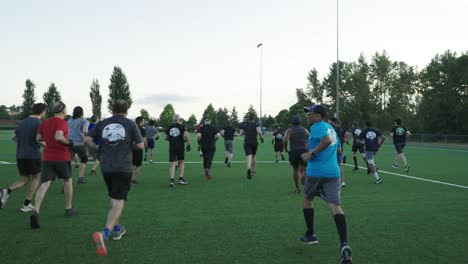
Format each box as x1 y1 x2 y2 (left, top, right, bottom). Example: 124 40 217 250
359 121 385 184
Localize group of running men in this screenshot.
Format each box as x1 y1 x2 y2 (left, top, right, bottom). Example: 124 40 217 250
0 100 411 263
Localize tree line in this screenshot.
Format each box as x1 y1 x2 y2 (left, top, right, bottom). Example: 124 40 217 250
13 50 468 134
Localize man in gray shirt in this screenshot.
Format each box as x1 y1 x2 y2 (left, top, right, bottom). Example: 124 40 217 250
85 100 143 257
0 103 46 211
68 106 89 184
144 119 159 163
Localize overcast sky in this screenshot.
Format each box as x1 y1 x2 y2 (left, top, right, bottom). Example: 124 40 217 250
1 0 467 120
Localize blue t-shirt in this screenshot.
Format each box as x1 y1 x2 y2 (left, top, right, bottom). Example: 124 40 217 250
306 121 341 178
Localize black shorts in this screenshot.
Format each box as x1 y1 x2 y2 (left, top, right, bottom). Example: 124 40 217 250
103 172 132 200
351 143 365 153
289 149 307 168
17 159 42 176
133 149 143 167
147 138 155 149
169 147 185 162
244 143 258 156
394 143 406 154
69 145 88 163
41 161 72 183
274 144 284 152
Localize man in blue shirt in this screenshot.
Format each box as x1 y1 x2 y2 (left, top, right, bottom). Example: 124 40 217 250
300 104 352 264
359 121 385 184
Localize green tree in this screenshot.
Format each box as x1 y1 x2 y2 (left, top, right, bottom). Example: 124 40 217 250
370 51 393 112
202 103 217 124
243 105 258 122
159 104 175 129
186 114 197 132
21 79 36 119
307 68 324 104
263 115 275 129
230 106 240 128
140 108 150 120
215 107 229 127
43 82 62 117
0 105 10 120
275 109 289 129
89 79 102 119
107 66 132 114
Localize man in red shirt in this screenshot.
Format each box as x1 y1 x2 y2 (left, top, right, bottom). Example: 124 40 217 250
30 101 77 229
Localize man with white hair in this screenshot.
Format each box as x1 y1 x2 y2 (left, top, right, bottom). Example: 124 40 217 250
165 114 191 188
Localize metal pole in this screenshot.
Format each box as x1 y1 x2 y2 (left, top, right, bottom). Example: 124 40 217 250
258 43 263 128
335 0 340 119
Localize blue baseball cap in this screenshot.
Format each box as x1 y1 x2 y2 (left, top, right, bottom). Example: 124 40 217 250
303 104 327 117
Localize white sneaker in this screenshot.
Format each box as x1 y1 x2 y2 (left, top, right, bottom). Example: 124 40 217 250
20 204 35 212
341 181 346 187
0 188 9 209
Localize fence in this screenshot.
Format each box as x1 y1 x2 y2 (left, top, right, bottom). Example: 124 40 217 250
406 134 468 146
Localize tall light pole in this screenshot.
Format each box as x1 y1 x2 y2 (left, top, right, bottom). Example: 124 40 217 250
257 43 263 127
335 0 340 119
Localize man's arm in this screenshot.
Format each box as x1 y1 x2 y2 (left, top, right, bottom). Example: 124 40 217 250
55 130 69 145
239 129 245 136
256 127 264 143
283 129 291 153
197 132 202 141
301 135 332 161
12 132 17 143
184 131 191 145
406 130 411 137
378 135 386 146
82 120 89 136
84 136 98 151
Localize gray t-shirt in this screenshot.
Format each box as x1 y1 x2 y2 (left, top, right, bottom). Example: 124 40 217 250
15 117 42 159
90 115 143 173
145 125 158 139
289 125 308 152
68 118 88 146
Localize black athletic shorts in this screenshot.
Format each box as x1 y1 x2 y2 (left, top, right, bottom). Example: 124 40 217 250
244 142 258 156
169 147 185 162
133 149 143 167
394 143 406 154
103 172 132 200
17 159 42 176
351 142 365 153
69 145 88 163
289 149 307 168
41 161 72 183
274 144 284 152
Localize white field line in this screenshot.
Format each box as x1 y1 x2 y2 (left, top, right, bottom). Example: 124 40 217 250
342 164 468 190
1 159 467 190
380 144 468 153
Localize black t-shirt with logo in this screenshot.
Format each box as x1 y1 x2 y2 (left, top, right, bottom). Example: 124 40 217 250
166 123 186 150
273 131 284 146
349 127 363 143
90 115 143 173
223 126 235 141
392 126 407 144
359 127 382 152
198 124 219 149
241 121 259 144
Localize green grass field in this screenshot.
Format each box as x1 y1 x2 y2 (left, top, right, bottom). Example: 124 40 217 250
0 130 467 264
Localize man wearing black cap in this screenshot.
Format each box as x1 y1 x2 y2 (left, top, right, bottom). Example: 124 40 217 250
239 114 265 179
30 101 77 229
284 115 309 193
197 117 221 180
300 104 352 264
272 127 285 163
359 121 385 184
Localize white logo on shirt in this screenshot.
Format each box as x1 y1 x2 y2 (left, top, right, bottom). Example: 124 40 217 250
103 123 126 143
169 127 181 137
366 131 377 140
328 129 337 145
354 128 362 136
276 133 284 140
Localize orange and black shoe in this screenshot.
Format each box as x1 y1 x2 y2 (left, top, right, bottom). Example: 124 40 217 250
93 231 109 256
